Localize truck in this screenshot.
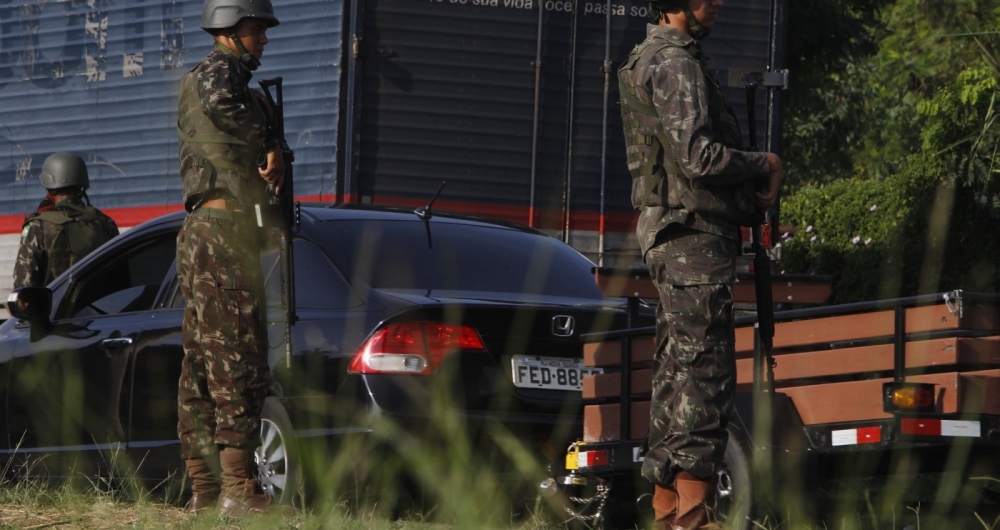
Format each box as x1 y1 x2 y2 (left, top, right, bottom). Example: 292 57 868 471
0 0 788 317
544 266 1000 529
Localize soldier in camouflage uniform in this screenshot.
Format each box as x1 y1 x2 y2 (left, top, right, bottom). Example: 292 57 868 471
175 0 287 516
618 0 782 528
13 152 118 288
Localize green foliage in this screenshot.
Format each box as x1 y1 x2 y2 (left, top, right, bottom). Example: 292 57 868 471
783 0 1000 189
780 153 1000 303
780 0 1000 301
783 0 893 187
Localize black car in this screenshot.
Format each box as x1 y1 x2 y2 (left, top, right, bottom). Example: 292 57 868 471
0 204 641 504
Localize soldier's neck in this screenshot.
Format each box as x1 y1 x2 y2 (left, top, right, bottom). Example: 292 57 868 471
660 14 692 36
214 41 244 60
53 193 82 206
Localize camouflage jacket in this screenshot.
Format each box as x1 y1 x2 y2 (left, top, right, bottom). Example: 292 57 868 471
178 43 276 211
621 25 770 256
13 195 119 288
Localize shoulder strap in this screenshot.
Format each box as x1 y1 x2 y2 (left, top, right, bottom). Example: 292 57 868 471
619 38 700 118
31 210 73 225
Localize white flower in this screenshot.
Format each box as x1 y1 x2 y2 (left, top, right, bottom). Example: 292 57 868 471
865 238 872 245
869 204 877 212
806 225 813 233
781 232 791 240
852 236 861 244
810 235 817 242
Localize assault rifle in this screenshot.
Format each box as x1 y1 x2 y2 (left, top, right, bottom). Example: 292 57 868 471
742 74 776 396
258 77 299 368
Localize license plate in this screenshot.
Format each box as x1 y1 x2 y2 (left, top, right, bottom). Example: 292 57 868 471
511 355 602 391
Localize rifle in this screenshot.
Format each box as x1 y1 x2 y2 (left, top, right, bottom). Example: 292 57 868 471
257 77 299 369
742 74 776 396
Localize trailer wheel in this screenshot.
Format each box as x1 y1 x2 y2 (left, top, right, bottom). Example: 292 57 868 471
716 423 752 530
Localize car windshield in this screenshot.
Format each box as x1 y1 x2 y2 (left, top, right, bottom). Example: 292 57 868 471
313 219 606 300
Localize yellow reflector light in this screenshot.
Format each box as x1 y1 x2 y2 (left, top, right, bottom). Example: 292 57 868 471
891 387 934 409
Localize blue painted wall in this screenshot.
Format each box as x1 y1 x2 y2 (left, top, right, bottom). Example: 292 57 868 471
0 0 343 217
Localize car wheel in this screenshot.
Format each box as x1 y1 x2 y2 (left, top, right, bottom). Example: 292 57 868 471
716 423 752 530
255 397 301 505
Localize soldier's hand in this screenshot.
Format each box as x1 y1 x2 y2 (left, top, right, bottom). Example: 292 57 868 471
260 148 285 194
251 89 274 122
755 153 782 209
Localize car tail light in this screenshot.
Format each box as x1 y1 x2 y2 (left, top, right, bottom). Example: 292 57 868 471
347 322 486 375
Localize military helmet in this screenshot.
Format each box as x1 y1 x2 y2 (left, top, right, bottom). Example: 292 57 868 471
39 152 89 190
648 0 686 9
201 0 280 31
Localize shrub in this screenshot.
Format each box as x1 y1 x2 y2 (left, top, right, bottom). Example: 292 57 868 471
779 153 1000 303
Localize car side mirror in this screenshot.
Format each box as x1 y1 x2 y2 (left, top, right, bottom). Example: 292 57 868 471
6 287 52 340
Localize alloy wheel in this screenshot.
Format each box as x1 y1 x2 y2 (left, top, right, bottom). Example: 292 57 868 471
255 418 288 499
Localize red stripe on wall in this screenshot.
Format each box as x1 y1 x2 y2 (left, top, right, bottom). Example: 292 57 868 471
0 194 637 235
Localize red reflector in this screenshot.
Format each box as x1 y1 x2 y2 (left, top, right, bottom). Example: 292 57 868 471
580 450 609 467
348 321 486 375
857 426 881 444
901 418 941 436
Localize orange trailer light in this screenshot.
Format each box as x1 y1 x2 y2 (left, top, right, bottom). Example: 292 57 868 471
882 382 936 413
891 387 934 409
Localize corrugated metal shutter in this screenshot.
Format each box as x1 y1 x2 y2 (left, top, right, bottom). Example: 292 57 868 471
0 0 343 219
351 0 779 228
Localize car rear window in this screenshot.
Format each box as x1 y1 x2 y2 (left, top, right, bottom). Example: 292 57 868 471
314 219 605 299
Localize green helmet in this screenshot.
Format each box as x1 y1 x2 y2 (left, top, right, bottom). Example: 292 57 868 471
200 0 280 31
39 152 89 190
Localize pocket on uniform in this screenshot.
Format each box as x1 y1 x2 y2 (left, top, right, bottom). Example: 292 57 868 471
219 287 262 347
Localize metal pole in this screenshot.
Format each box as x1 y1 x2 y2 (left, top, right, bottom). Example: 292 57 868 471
561 0 580 243
528 0 544 228
597 0 612 265
765 0 786 158
343 0 365 203
894 305 906 384
622 296 637 442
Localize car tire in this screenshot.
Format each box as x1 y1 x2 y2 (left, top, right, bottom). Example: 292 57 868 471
256 397 301 505
717 422 753 530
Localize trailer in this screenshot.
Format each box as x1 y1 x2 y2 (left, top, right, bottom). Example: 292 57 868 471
543 267 1000 529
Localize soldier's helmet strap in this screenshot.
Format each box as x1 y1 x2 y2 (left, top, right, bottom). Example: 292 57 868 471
229 31 261 71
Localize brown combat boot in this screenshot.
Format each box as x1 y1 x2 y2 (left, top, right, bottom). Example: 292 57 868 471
218 447 298 517
673 471 721 530
650 483 678 530
184 456 221 512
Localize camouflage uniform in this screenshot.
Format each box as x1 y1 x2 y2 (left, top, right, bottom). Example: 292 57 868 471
618 25 769 485
13 194 119 288
176 43 275 459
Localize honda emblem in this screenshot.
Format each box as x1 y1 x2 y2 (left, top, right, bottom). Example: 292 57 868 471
552 315 575 337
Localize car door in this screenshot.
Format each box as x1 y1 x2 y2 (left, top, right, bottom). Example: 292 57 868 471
126 248 283 481
6 230 177 477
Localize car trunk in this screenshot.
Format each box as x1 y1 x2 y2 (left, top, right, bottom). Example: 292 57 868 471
361 291 645 417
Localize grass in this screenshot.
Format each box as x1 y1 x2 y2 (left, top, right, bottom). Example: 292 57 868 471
0 477 564 530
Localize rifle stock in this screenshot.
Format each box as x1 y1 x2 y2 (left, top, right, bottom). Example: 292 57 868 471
259 77 298 368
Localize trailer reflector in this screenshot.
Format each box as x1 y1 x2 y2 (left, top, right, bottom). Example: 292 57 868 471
900 418 981 437
831 426 882 446
577 450 610 468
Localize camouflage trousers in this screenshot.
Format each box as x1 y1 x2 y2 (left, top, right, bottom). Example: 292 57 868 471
640 226 737 486
176 208 269 460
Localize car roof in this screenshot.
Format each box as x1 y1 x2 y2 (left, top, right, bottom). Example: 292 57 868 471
133 203 545 237
300 203 543 234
